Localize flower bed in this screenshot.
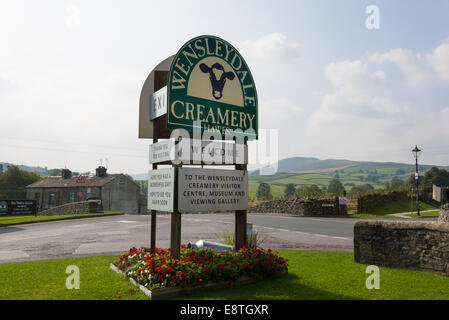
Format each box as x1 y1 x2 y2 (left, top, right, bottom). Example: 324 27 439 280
112 245 288 293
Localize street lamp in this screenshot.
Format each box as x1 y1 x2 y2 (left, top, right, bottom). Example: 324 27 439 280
411 145 421 216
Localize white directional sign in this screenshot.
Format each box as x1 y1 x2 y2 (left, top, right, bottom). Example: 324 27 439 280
150 85 167 120
178 167 248 213
149 139 247 164
147 168 175 212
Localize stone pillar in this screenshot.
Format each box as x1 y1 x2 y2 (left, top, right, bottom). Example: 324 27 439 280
438 204 449 223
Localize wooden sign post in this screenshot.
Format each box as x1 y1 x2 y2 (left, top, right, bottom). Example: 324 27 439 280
140 35 258 259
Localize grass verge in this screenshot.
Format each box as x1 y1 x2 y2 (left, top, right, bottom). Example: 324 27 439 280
348 201 439 219
0 212 121 225
406 210 440 218
0 250 448 300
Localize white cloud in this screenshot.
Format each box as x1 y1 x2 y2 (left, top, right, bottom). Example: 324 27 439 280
426 42 449 80
370 41 449 85
301 40 449 163
324 60 368 86
235 33 300 62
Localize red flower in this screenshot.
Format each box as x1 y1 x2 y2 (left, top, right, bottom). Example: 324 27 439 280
128 289 135 293
218 265 224 270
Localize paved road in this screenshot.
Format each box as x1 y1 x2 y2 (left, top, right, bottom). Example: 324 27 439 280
0 213 359 264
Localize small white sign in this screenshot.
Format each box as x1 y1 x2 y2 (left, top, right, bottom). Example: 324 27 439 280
178 168 248 213
338 197 347 205
149 140 176 163
150 86 167 120
147 168 175 212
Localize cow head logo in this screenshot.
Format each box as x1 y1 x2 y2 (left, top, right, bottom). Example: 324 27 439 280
199 62 235 100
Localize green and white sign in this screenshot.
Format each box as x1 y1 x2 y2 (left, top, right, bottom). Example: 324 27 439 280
167 35 258 140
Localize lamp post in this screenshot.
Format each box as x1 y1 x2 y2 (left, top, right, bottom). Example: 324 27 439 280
411 145 421 216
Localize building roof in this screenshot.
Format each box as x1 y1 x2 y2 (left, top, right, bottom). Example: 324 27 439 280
26 174 122 189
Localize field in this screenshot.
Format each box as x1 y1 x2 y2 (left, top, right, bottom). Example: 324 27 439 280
248 162 416 198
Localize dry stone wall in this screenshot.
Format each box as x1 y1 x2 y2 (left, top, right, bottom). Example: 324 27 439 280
439 204 449 223
249 197 347 216
39 200 103 216
354 220 449 277
357 191 408 213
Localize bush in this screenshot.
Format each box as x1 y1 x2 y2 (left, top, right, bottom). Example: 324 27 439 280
114 246 288 291
217 229 267 249
256 183 272 199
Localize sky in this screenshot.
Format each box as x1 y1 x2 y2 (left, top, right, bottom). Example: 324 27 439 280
1 0 449 174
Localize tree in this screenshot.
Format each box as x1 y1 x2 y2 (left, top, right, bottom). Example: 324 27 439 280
256 183 272 199
391 179 405 190
295 185 322 197
0 166 41 198
422 167 449 187
349 184 374 197
284 184 296 196
305 185 322 197
327 179 345 196
48 168 63 176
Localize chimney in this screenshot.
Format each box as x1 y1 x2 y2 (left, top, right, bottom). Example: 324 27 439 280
62 169 72 179
96 166 107 178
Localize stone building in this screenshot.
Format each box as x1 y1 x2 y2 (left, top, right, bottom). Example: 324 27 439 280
433 184 449 203
26 166 144 214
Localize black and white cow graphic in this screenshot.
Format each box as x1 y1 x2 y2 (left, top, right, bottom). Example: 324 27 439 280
199 62 235 100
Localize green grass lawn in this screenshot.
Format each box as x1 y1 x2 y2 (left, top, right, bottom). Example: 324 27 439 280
0 255 147 300
406 210 440 218
0 211 120 225
348 201 439 219
1 250 448 300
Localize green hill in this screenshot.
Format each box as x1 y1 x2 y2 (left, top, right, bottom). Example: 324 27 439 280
249 157 449 198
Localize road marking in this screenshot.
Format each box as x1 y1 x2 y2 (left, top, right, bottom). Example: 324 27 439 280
249 215 356 224
115 221 139 224
256 226 351 240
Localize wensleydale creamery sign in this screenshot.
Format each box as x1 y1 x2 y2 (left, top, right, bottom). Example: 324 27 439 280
167 35 258 139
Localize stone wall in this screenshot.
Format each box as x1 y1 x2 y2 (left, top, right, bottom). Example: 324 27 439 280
249 197 347 216
439 204 449 223
38 200 103 216
357 191 408 213
354 220 449 277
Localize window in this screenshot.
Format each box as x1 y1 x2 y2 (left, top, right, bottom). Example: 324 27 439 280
49 193 55 206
